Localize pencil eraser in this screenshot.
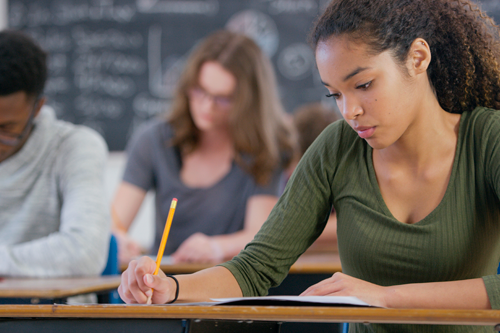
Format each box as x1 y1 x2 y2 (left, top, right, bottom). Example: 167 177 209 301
173 198 177 201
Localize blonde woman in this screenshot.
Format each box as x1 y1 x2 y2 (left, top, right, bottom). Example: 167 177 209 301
112 30 296 265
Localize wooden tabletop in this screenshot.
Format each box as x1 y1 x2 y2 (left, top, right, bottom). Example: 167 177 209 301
0 304 500 326
0 275 122 299
121 252 342 275
289 252 341 274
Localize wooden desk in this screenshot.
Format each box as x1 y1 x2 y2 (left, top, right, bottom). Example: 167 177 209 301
0 276 121 301
120 252 342 275
1 304 500 332
119 253 342 332
288 252 341 274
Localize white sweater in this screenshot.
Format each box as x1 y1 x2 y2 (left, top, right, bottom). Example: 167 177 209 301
0 106 110 277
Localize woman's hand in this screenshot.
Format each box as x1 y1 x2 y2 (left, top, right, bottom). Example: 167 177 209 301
114 231 144 265
300 272 389 308
171 233 224 264
118 256 176 304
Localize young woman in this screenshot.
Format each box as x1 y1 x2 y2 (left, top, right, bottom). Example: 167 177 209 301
112 30 296 264
119 1 500 331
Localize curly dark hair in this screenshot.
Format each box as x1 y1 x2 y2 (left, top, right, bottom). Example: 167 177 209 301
0 30 47 99
310 0 500 114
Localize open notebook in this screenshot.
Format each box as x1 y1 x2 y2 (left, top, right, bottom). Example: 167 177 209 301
166 296 374 307
210 296 372 307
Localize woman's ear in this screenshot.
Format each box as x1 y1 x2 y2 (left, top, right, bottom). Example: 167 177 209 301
407 38 431 76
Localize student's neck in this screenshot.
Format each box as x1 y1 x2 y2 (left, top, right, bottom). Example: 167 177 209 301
196 128 234 157
378 97 460 170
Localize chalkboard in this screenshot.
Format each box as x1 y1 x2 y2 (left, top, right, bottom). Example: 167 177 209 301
7 0 500 151
8 0 335 151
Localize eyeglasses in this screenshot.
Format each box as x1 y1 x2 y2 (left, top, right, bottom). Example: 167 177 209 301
0 102 38 147
187 87 233 110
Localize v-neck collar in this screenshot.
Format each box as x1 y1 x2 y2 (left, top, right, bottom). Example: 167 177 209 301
365 110 469 226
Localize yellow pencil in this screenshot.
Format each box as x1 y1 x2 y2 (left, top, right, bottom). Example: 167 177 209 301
147 198 177 304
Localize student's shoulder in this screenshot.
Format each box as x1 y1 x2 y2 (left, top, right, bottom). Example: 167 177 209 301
56 124 108 163
313 118 360 152
50 116 105 150
465 106 500 140
135 117 172 137
34 106 106 156
322 118 353 134
468 106 500 122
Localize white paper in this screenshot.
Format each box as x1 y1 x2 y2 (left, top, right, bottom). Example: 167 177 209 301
210 295 372 307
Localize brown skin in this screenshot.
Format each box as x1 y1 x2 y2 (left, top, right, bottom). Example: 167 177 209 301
0 91 45 163
119 258 241 304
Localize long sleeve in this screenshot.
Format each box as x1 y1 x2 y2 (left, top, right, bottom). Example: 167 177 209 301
0 127 111 277
480 109 500 308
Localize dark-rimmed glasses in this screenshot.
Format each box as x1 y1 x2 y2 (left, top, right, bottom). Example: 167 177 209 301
187 87 233 110
0 101 38 146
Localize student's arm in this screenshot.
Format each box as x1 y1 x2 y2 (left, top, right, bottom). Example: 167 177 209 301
171 195 278 263
119 256 242 304
301 273 490 309
0 128 110 277
111 182 147 264
483 110 500 309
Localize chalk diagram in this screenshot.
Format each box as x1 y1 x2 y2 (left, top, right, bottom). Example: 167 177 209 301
147 25 186 99
277 43 315 81
225 9 279 58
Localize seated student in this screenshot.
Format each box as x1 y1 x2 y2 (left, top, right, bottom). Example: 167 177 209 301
0 30 110 277
120 1 500 332
290 102 340 253
112 30 296 265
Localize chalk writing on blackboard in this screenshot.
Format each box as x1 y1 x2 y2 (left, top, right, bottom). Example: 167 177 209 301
9 0 342 150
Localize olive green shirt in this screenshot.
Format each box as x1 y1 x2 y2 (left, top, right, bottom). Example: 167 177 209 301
221 107 500 333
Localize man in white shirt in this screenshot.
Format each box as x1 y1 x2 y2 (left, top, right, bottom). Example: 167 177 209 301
0 30 110 277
